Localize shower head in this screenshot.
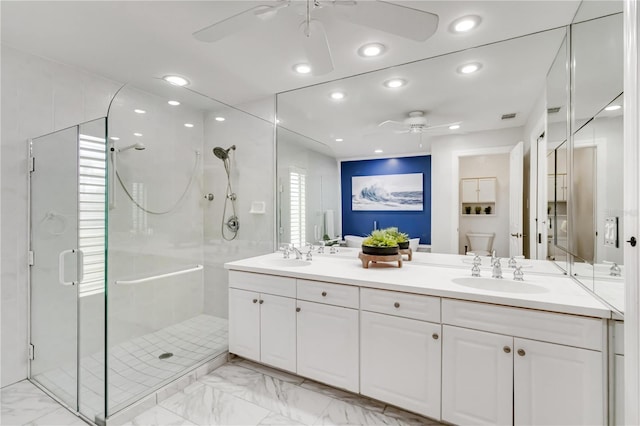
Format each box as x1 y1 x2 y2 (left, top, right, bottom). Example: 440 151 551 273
118 142 146 153
213 145 236 160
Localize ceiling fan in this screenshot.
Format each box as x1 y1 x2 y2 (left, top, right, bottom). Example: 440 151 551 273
193 1 439 76
378 111 460 134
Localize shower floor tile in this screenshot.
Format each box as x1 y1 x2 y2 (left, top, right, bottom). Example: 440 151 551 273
31 314 227 422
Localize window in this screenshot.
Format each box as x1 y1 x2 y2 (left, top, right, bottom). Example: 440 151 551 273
290 167 306 247
78 133 106 297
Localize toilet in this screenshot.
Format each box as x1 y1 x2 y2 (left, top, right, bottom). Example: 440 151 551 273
466 232 495 256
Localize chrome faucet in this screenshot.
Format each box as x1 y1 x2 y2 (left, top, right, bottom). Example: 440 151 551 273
609 262 622 277
492 258 503 279
471 263 481 277
290 245 303 260
513 265 524 281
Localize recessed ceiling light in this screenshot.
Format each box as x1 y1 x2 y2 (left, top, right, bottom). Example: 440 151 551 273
358 43 386 57
330 91 346 100
384 78 407 89
134 109 146 114
168 100 180 106
294 63 312 74
458 63 482 74
276 119 281 124
215 116 226 122
451 15 481 33
109 136 120 141
133 132 143 137
449 124 461 130
605 105 622 111
374 149 383 154
184 123 194 128
163 75 189 86
335 138 344 142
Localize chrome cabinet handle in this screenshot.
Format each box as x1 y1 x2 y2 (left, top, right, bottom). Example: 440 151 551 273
259 300 264 304
432 333 439 340
517 349 526 356
252 299 258 303
296 307 301 312
321 291 327 297
503 346 511 354
394 302 400 308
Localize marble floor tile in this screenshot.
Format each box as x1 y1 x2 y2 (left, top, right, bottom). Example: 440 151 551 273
0 381 65 426
299 380 385 413
23 407 88 426
257 412 302 425
199 364 332 425
382 405 443 426
160 382 271 425
236 360 305 385
121 406 196 426
313 399 442 426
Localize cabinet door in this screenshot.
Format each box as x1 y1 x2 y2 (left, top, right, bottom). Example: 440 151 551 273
442 325 513 426
296 300 359 392
461 179 478 202
477 178 496 202
514 338 604 425
361 312 441 419
260 294 296 373
229 288 260 361
614 355 624 426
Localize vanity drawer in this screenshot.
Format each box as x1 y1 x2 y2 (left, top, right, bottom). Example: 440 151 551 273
297 279 359 308
361 288 440 323
229 271 295 298
442 299 605 351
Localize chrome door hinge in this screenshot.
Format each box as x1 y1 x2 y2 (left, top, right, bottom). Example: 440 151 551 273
29 344 35 360
29 156 35 173
28 251 34 266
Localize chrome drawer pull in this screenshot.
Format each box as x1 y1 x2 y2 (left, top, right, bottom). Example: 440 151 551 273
394 302 400 308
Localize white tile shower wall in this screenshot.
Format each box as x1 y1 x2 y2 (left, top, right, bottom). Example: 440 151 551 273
430 126 524 254
0 46 120 387
107 86 206 347
202 103 275 319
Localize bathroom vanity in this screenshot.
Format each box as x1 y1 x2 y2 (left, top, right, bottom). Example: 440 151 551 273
225 250 614 425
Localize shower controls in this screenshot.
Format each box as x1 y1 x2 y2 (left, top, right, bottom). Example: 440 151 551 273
226 215 240 233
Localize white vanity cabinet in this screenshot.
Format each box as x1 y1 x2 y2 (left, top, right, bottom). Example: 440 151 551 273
296 279 359 393
442 299 605 426
228 272 297 373
360 288 441 419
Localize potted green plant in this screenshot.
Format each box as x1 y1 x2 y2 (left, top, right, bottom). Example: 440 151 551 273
475 206 482 214
465 206 472 215
484 206 492 215
362 229 399 255
384 227 410 249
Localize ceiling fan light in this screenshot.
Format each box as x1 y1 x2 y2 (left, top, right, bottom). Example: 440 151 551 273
294 63 312 74
384 78 407 89
458 63 482 74
358 43 386 57
451 15 481 33
163 75 190 86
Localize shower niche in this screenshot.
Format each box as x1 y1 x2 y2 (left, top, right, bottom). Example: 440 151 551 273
28 78 273 424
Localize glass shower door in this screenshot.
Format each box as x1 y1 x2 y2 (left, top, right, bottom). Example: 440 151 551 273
29 126 80 411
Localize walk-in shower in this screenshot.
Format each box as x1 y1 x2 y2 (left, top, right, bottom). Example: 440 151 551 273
213 145 239 241
27 79 274 424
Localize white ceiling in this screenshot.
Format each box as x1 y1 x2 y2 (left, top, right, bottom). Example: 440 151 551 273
2 1 582 107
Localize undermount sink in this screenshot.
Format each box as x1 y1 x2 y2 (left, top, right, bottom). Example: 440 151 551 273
451 277 548 294
262 258 312 267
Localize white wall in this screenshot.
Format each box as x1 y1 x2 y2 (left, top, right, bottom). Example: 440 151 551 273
459 154 511 256
1 45 120 387
430 126 524 254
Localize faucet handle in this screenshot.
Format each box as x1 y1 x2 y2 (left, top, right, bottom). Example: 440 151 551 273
283 247 290 259
513 265 524 281
471 264 481 277
306 250 313 261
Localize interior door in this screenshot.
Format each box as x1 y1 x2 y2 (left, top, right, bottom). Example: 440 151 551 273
29 126 80 410
509 141 524 256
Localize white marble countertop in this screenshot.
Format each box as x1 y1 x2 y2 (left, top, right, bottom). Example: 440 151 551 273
225 250 612 319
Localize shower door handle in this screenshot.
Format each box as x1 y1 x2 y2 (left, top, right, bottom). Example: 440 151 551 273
58 249 83 286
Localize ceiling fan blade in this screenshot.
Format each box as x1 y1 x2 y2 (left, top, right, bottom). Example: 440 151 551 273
193 5 273 42
300 19 334 76
378 120 409 132
425 121 462 130
334 1 438 42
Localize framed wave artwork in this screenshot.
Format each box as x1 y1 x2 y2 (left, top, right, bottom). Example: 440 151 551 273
351 173 424 211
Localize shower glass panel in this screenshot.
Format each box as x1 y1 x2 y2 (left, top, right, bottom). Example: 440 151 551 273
30 126 80 411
